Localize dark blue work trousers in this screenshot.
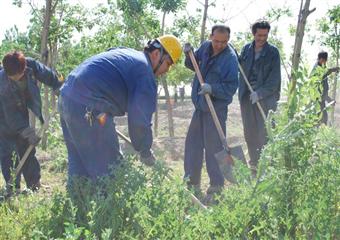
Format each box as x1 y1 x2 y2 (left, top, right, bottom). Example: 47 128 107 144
184 109 227 187
0 136 41 189
58 95 122 185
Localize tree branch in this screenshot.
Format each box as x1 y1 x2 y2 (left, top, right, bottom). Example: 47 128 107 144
307 7 316 16
26 0 43 24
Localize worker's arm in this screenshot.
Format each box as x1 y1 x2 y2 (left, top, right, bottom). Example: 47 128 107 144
127 68 157 158
26 58 63 91
255 47 281 100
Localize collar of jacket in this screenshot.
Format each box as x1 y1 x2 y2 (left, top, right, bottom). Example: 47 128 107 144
207 41 231 58
144 51 156 74
249 41 270 58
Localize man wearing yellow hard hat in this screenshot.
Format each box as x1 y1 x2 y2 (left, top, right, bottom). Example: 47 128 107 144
59 35 182 186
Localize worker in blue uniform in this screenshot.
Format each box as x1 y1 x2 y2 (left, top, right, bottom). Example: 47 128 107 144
59 35 182 184
0 51 62 193
238 20 281 176
183 25 239 200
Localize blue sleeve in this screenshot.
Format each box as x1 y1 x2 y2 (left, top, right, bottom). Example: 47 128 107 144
256 48 281 100
210 53 239 102
27 58 62 90
127 67 157 157
184 42 206 71
184 51 197 71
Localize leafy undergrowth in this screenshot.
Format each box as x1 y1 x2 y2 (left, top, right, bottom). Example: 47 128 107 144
0 129 338 240
0 69 339 239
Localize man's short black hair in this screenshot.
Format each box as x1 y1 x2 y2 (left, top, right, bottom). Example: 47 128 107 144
318 51 328 61
211 25 231 35
251 20 271 34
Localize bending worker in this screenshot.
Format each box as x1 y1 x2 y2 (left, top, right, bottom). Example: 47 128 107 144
59 35 182 184
0 51 62 193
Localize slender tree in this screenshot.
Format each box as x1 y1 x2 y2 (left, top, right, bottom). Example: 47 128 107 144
289 0 315 99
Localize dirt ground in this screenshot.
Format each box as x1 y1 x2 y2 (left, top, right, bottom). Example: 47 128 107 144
118 94 340 160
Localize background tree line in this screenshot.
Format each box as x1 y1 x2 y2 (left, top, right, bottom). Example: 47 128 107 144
0 0 339 144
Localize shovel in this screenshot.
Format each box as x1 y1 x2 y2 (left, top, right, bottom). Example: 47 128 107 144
187 50 245 183
115 129 208 210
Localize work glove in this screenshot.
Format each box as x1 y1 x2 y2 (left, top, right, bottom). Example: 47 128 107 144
20 127 41 146
183 43 194 55
250 91 259 104
139 150 156 167
327 67 340 75
198 83 212 95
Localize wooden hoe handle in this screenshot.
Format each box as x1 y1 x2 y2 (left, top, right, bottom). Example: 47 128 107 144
187 50 230 151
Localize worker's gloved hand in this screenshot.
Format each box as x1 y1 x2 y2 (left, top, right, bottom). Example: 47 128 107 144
139 150 155 167
328 67 340 74
198 83 212 95
250 91 259 104
183 43 194 55
20 127 41 146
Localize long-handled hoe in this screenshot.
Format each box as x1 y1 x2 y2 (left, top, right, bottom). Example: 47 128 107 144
115 129 208 210
187 49 246 183
7 109 58 192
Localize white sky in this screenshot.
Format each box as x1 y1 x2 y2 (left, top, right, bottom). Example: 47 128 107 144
0 0 339 67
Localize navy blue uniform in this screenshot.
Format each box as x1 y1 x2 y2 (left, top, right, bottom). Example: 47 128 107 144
59 48 157 180
239 41 281 167
184 41 238 187
0 58 61 188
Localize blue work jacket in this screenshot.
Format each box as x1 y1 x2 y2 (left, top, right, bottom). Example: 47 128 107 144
238 41 281 101
0 58 61 137
61 47 157 154
185 41 239 112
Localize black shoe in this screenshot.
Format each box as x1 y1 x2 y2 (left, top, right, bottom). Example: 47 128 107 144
187 184 203 199
203 185 224 206
27 181 41 192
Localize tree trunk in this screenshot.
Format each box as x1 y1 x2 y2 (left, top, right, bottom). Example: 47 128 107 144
153 95 159 137
51 43 58 113
159 10 175 137
40 0 53 150
200 0 209 44
289 0 315 97
330 22 339 126
161 76 175 137
284 1 315 238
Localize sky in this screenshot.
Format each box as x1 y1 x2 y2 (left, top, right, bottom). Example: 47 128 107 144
0 0 339 67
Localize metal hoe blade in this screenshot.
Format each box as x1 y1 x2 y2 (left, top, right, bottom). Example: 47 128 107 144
215 149 236 184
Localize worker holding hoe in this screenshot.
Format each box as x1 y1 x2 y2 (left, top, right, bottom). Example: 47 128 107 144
238 20 281 176
0 51 62 195
59 35 182 187
183 25 239 203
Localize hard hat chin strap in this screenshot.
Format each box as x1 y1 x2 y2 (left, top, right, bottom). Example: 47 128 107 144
153 47 165 74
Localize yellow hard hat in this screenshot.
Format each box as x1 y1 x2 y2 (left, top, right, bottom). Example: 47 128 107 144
157 35 182 64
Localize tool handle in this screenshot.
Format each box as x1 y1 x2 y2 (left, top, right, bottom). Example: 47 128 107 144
238 62 266 121
9 109 57 185
116 129 208 210
188 51 229 151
